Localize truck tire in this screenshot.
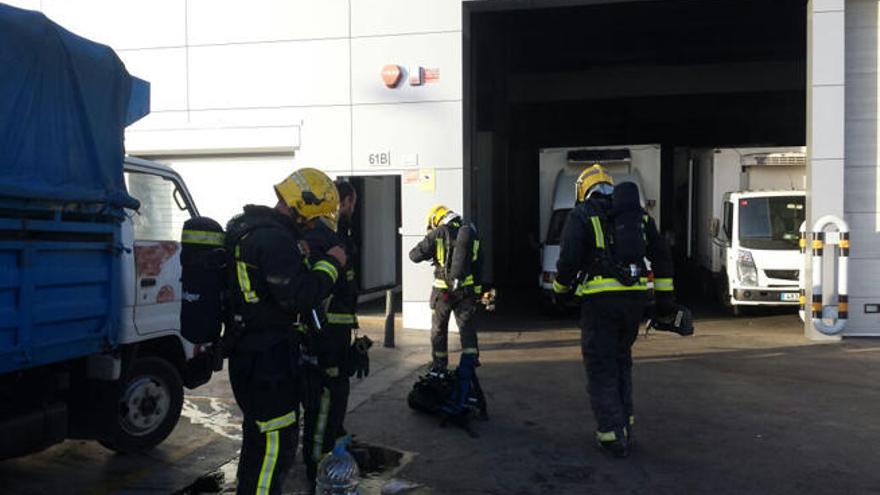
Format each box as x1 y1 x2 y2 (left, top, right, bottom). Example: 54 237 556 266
717 278 744 317
99 356 183 454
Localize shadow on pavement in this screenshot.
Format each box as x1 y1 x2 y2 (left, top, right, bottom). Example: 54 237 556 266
346 314 880 495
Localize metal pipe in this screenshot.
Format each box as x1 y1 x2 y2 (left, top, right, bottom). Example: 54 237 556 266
811 215 849 335
383 289 395 348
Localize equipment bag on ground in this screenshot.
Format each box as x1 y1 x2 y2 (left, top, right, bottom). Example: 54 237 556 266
407 370 486 418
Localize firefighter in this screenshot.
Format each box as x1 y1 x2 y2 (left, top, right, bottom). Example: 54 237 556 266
301 179 360 484
409 205 483 374
225 168 346 495
553 164 675 458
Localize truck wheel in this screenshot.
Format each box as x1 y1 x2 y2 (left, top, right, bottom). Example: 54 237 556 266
717 278 741 317
99 357 183 453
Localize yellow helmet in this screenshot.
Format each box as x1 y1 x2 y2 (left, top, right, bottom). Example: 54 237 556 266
575 164 614 202
318 215 338 232
274 168 339 222
427 204 451 230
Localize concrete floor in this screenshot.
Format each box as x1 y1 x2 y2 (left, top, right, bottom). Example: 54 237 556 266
347 311 880 495
2 309 879 494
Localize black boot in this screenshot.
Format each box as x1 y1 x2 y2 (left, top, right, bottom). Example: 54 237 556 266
430 359 448 374
624 415 635 446
596 429 629 458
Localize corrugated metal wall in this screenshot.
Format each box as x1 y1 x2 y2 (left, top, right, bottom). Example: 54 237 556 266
844 0 880 335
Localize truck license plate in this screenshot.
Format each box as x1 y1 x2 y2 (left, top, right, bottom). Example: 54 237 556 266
780 293 799 302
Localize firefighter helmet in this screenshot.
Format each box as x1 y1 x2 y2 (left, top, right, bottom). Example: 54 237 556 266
575 164 615 202
274 168 339 222
427 204 453 230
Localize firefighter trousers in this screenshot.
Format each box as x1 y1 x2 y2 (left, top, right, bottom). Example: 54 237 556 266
579 293 645 435
302 323 352 483
430 288 479 369
229 341 300 495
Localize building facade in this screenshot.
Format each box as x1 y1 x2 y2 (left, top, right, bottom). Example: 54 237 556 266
8 0 879 336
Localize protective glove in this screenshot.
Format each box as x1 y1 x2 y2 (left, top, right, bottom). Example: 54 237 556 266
480 288 497 312
551 274 574 307
552 289 572 308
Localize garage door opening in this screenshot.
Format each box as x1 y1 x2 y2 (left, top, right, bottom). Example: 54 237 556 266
464 0 807 317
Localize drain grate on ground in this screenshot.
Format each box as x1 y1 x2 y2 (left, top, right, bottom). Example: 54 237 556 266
174 440 413 494
349 439 405 476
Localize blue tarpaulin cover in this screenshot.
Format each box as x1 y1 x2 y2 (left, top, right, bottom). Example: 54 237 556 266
0 3 149 210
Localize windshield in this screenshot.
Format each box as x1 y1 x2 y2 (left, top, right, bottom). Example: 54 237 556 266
546 209 571 245
738 196 804 250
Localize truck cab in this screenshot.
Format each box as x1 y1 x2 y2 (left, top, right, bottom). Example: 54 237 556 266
101 157 214 452
122 157 198 349
713 190 806 313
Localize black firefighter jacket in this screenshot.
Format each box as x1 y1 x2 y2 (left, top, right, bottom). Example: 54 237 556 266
409 218 483 293
554 195 674 300
226 205 342 345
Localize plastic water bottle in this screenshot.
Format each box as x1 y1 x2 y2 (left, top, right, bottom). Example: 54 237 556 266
315 436 360 495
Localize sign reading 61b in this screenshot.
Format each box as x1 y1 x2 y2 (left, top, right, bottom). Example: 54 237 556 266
368 151 391 167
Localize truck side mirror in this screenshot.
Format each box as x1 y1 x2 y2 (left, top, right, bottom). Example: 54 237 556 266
710 218 720 238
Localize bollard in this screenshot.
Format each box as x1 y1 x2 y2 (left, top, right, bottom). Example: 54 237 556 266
383 289 395 348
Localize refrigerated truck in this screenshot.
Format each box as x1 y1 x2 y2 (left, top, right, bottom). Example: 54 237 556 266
692 147 807 314
538 145 661 305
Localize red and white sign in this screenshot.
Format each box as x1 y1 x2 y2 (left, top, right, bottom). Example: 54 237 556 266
382 64 440 88
409 66 424 86
424 68 440 83
403 170 419 184
381 64 402 88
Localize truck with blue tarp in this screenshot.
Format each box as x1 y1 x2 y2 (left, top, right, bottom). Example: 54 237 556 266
0 4 212 458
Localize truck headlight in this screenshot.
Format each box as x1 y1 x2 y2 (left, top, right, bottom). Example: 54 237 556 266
737 250 758 287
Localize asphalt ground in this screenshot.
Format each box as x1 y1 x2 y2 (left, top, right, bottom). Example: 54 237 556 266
2 302 879 494
348 310 880 495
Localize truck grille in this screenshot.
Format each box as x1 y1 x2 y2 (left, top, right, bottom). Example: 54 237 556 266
765 270 799 281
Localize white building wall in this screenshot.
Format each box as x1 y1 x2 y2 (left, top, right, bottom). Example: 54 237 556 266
14 0 871 335
349 4 465 330
806 0 847 339
10 0 467 329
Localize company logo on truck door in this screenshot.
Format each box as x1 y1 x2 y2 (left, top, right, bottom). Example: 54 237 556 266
135 241 180 303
